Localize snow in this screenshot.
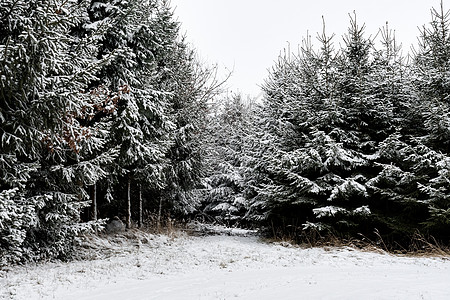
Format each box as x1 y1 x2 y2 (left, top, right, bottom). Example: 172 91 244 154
353 205 371 215
313 205 346 218
1 231 450 300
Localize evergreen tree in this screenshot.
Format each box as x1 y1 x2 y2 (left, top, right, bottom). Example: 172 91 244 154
0 0 113 264
80 0 223 225
81 0 176 227
410 2 450 240
246 29 342 236
152 3 224 217
200 94 251 226
249 16 414 242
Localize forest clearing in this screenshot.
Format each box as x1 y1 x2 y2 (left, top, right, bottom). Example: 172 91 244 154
2 229 450 300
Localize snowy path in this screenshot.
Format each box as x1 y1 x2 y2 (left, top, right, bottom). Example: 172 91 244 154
1 233 450 299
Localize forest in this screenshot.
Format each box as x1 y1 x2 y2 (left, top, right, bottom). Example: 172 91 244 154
1 0 450 267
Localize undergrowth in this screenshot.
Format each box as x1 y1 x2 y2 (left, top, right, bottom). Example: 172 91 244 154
266 226 450 257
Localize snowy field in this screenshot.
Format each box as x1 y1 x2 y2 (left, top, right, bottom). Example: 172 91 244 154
1 230 450 300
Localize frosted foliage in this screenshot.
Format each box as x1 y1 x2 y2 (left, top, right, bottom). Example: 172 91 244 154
1 0 99 154
368 163 415 189
281 149 323 175
313 205 370 219
286 173 323 195
313 206 346 218
0 189 44 266
200 95 252 224
324 143 366 171
212 203 239 214
0 0 120 264
419 155 450 203
353 205 371 216
328 178 367 202
302 221 327 231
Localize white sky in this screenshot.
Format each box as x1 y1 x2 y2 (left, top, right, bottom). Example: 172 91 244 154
171 0 446 96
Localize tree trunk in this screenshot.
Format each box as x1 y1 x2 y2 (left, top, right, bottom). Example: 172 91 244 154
157 197 162 230
92 183 97 221
138 184 143 228
126 175 131 229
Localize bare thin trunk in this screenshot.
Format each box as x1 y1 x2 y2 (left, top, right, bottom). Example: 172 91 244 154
126 175 131 229
138 184 143 228
157 197 162 230
92 183 97 221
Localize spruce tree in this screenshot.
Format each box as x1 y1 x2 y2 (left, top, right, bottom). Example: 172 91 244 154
152 3 221 217
0 0 113 263
247 29 341 236
410 2 450 240
201 94 251 226
249 16 413 242
81 0 176 227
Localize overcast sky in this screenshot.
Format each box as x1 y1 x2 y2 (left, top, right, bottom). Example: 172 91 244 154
171 0 445 96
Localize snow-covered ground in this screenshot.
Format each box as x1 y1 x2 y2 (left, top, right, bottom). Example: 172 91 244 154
1 230 450 300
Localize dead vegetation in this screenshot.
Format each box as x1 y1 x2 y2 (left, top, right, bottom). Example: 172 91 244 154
265 227 450 258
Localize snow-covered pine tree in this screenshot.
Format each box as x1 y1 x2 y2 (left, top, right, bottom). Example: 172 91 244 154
200 94 252 226
148 2 225 218
0 0 113 263
83 0 175 228
363 24 430 243
250 16 410 242
312 17 391 237
303 17 420 242
410 2 450 240
246 27 342 237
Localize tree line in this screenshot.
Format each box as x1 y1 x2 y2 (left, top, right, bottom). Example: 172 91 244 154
1 0 450 266
205 4 450 249
0 0 224 265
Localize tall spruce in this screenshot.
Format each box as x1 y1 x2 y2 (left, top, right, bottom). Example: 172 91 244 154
247 29 342 235
410 2 450 240
153 4 222 217
249 16 416 242
83 0 176 227
0 0 113 264
201 94 251 226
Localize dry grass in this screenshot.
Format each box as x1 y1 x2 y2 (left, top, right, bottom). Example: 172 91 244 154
404 231 450 257
85 219 450 259
130 214 187 237
267 227 450 258
75 216 189 261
